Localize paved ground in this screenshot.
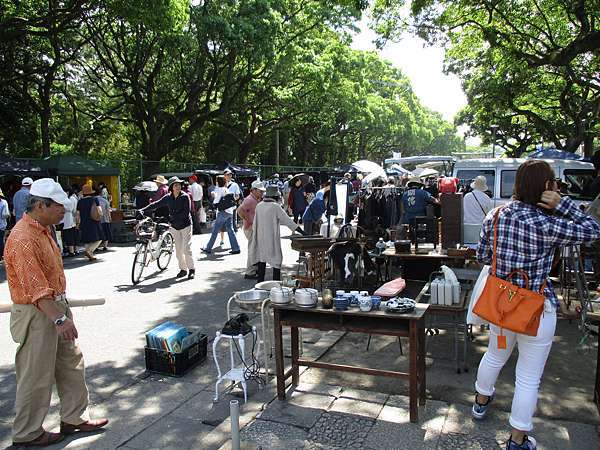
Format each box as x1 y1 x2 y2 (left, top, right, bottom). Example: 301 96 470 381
0 227 598 449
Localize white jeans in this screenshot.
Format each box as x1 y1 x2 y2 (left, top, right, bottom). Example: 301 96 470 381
475 307 556 432
170 225 194 271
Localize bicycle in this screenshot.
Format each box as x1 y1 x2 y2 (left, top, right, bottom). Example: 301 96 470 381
131 215 174 285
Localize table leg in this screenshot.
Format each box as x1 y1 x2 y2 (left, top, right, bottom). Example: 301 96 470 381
418 323 426 406
291 326 300 386
409 321 419 423
274 309 286 400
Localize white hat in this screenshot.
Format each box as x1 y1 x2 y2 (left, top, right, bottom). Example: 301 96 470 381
407 176 424 186
22 177 33 186
251 180 266 191
30 178 69 206
470 176 488 192
224 168 233 175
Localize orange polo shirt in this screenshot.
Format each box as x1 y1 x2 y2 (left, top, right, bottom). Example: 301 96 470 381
4 214 66 305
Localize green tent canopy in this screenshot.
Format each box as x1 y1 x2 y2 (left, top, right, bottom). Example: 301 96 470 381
37 155 119 176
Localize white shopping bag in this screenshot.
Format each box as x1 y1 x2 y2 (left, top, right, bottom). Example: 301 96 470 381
198 207 207 223
466 265 490 326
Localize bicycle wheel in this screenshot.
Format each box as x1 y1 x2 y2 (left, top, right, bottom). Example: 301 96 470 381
131 242 148 285
157 232 174 270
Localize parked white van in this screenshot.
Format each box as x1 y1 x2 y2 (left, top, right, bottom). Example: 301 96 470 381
452 158 596 207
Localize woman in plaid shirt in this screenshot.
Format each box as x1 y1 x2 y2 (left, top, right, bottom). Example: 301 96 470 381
471 160 600 450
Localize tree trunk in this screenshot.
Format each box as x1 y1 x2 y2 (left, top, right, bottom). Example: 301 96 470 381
583 134 594 157
39 82 52 157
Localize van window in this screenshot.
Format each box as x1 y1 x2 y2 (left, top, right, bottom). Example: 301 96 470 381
456 170 495 196
563 169 596 201
500 170 517 198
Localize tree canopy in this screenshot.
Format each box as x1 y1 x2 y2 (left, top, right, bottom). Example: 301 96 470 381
372 0 599 156
0 0 465 168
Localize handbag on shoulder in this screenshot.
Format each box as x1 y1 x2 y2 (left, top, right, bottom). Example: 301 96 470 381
472 208 545 337
90 199 102 221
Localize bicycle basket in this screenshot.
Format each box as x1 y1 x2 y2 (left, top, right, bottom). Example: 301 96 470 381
135 219 155 239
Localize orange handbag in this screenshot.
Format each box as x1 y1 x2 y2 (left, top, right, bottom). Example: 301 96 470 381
472 209 545 337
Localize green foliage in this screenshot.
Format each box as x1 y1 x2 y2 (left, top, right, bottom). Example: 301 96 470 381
0 0 463 167
373 0 600 156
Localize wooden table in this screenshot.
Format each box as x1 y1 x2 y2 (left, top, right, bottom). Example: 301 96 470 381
272 303 429 423
381 249 473 281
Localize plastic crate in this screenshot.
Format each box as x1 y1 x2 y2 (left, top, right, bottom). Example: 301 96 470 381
145 333 207 377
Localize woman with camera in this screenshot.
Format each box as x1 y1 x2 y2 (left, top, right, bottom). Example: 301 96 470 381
202 175 240 255
472 160 600 450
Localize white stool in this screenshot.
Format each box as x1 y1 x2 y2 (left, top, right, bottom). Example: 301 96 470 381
213 327 258 403
226 296 272 377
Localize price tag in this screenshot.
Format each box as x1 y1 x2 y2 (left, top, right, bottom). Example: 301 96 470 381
497 334 507 350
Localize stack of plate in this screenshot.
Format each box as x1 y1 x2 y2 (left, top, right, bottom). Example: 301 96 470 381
384 298 416 314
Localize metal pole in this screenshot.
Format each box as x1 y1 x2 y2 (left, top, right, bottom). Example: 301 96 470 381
230 400 240 450
491 124 499 158
275 129 280 168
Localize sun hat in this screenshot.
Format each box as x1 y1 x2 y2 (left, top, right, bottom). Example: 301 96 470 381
154 175 168 185
22 177 33 186
251 180 266 191
287 174 294 180
265 185 280 198
30 178 70 206
407 176 424 187
168 176 184 186
470 176 488 192
81 184 95 196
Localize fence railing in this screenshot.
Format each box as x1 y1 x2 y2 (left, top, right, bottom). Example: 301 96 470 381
15 158 334 190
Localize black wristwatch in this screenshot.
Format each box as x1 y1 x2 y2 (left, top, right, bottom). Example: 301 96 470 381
54 314 68 326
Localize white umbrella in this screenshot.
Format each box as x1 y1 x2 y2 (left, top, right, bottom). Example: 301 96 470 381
133 181 158 192
412 167 439 178
351 160 387 184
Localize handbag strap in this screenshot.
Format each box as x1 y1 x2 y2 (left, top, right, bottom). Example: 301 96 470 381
491 208 501 277
491 207 546 294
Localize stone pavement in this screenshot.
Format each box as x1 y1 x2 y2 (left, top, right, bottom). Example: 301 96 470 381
234 381 600 450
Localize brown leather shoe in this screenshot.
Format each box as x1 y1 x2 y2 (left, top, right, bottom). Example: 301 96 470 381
13 431 65 447
60 418 109 435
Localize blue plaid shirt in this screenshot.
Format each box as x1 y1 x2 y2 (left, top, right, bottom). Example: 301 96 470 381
477 197 600 308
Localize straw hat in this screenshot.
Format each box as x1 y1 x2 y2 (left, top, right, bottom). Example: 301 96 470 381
470 176 488 192
81 184 94 196
407 176 424 187
154 175 168 185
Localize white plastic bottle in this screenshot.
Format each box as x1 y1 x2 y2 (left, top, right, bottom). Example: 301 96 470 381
430 278 439 305
452 281 461 304
444 279 453 306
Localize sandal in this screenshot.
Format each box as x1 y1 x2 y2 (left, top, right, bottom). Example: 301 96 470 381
84 251 97 261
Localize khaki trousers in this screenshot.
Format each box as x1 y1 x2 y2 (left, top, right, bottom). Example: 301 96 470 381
170 225 194 271
243 227 256 276
85 240 101 254
10 299 89 443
